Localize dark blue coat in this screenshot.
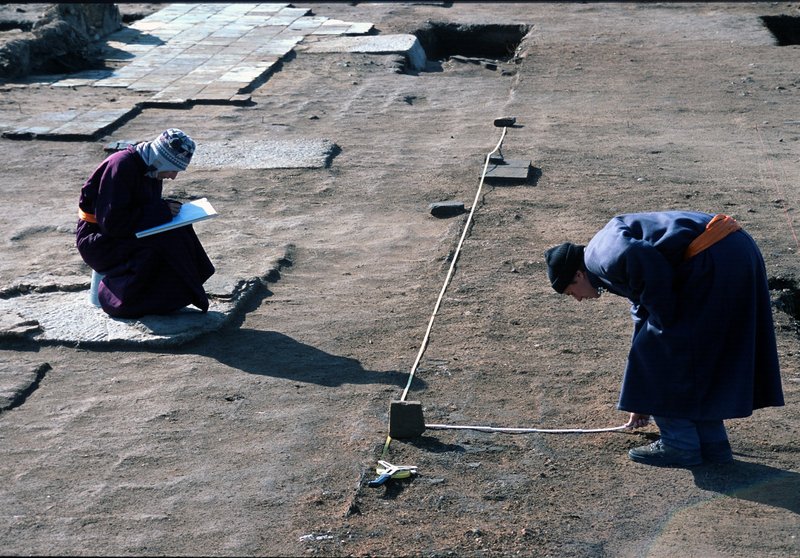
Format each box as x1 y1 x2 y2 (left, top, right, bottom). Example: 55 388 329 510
584 211 784 420
76 147 215 319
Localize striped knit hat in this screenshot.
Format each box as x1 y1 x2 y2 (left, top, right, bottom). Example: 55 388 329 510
136 128 196 177
152 128 195 171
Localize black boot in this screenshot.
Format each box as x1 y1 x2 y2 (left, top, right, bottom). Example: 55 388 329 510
628 440 702 467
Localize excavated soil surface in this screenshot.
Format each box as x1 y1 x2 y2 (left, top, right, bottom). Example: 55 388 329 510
1 3 799 557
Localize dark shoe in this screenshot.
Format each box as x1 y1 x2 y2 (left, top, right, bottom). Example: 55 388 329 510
701 440 734 464
628 440 702 467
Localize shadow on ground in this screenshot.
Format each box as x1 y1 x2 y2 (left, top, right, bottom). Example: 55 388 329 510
194 328 422 389
693 461 800 515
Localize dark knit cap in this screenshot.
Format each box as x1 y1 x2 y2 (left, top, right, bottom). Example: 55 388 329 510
544 242 585 293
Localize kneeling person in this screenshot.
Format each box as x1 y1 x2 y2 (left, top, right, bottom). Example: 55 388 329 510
76 128 215 319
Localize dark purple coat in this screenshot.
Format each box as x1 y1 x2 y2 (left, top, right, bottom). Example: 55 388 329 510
584 211 784 421
76 147 215 318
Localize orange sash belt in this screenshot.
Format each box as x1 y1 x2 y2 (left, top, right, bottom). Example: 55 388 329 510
683 214 741 261
78 208 98 224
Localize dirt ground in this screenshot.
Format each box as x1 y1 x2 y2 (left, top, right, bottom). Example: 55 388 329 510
1 2 799 557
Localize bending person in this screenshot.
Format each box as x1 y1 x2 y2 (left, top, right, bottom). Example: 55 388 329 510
544 211 784 467
76 128 215 319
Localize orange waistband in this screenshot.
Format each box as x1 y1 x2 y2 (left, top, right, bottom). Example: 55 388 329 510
683 214 741 261
78 208 97 224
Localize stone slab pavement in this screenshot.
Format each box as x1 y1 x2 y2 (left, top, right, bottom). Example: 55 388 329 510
0 3 429 141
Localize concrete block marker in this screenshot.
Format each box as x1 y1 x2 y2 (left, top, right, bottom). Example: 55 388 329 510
429 200 466 218
305 34 428 72
389 400 427 439
483 158 532 185
191 139 340 170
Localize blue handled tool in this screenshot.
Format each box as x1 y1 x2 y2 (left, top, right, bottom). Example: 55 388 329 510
367 460 417 487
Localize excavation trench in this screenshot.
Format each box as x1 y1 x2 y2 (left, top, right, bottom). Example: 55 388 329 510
761 15 800 46
413 22 530 62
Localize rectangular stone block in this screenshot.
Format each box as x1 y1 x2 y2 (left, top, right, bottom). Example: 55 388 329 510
389 400 426 439
347 22 375 35
6 126 55 137
49 121 103 135
484 158 532 184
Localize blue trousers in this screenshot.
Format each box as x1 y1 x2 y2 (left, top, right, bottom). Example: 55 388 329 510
653 416 728 451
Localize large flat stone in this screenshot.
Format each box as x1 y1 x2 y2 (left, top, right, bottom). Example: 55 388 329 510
0 249 289 347
305 34 427 71
0 290 231 346
192 139 339 169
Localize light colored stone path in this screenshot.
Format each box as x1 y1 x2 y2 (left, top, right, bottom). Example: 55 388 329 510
0 1 429 140
87 3 372 104
1 3 376 139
